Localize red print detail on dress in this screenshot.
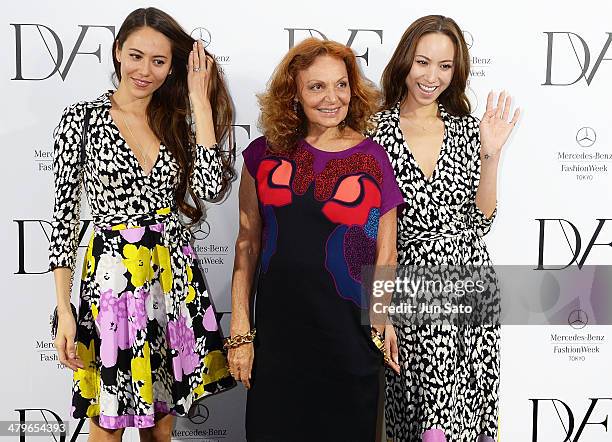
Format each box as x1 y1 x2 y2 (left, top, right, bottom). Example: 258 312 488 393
315 153 382 201
291 148 316 195
322 175 381 226
256 158 294 207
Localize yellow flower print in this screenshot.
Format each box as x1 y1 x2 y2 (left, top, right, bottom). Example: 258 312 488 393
152 244 173 294
185 265 195 303
73 339 99 400
122 244 153 288
202 350 230 385
194 350 230 398
131 341 153 404
81 235 96 280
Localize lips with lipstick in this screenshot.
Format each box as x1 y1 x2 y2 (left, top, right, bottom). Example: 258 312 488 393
131 77 152 89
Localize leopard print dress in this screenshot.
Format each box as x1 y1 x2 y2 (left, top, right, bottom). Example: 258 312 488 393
49 91 234 429
370 103 500 442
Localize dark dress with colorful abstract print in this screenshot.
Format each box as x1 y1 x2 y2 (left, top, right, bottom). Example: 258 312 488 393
241 136 404 442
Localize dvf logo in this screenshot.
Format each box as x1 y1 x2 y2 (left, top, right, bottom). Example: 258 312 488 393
530 398 611 441
285 28 383 65
536 219 612 270
543 32 612 86
11 24 116 81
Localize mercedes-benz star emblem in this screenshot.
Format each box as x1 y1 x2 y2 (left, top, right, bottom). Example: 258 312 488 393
187 403 210 424
192 220 211 240
190 27 212 48
576 127 596 148
462 30 474 49
568 309 588 329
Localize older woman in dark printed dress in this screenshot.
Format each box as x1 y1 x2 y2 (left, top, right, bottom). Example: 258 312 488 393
227 38 404 441
369 15 520 442
50 8 235 441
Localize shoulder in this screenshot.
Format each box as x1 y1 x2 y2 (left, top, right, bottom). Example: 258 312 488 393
58 92 109 120
242 136 269 176
371 107 396 126
357 138 394 165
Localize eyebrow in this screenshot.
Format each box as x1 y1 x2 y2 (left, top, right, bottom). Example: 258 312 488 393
128 48 168 59
306 76 349 83
415 54 453 63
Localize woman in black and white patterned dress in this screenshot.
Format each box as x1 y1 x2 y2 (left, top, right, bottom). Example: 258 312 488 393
369 16 519 442
50 8 234 441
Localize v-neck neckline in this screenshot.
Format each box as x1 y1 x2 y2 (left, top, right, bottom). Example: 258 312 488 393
396 102 449 183
105 92 162 178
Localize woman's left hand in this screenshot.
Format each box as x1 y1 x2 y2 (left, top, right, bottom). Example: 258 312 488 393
187 40 214 110
479 91 520 159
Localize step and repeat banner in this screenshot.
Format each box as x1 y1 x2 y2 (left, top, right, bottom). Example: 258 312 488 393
1 0 611 440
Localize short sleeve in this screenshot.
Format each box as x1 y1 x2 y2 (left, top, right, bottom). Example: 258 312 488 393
242 136 268 178
376 142 404 216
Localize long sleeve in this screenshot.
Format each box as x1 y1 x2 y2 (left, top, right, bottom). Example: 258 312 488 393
469 118 496 237
49 103 86 271
190 143 224 201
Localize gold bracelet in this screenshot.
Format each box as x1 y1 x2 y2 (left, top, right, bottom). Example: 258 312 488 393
371 327 391 365
223 328 256 349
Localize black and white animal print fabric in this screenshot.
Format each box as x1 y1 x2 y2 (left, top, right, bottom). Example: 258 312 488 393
370 103 500 442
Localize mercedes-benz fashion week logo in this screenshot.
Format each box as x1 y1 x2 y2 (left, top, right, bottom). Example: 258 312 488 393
192 220 211 240
190 27 212 48
575 127 596 147
187 403 210 424
568 309 588 329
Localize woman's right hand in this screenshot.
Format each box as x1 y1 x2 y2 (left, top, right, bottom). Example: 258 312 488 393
228 343 254 389
385 323 401 375
54 311 83 371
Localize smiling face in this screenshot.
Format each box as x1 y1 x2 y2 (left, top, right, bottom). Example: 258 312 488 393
296 55 351 134
115 26 173 99
404 32 455 107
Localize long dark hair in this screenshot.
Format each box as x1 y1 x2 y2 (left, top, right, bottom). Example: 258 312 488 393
381 15 471 116
113 7 235 222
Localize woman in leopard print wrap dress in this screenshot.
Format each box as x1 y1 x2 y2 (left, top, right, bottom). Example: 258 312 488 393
369 16 520 442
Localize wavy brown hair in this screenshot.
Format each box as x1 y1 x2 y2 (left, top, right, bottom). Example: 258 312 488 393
258 38 380 152
381 15 471 116
113 7 235 222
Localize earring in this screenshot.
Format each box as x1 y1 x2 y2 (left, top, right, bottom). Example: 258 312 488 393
293 100 298 112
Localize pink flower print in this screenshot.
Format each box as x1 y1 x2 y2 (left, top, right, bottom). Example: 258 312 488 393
182 245 196 259
126 289 149 346
96 289 129 368
149 223 164 233
202 306 218 332
167 315 199 381
119 227 145 243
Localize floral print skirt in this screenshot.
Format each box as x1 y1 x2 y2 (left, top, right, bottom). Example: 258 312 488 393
72 208 234 429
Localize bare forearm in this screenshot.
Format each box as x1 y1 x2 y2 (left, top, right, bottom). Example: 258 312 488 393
475 155 499 219
230 238 260 335
53 267 73 314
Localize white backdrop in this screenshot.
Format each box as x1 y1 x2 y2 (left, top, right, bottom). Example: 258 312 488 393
1 0 611 440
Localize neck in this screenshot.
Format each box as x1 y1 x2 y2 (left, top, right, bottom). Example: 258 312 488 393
112 83 151 117
400 96 438 120
305 123 344 145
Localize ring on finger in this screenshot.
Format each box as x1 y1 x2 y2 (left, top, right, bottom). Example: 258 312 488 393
193 66 201 72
